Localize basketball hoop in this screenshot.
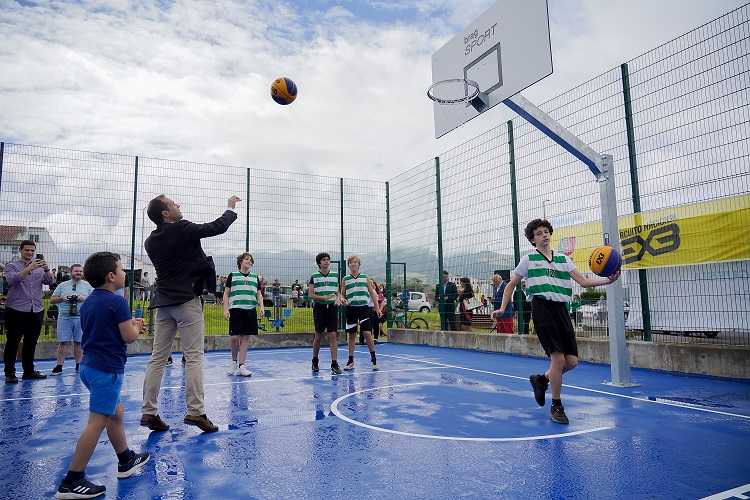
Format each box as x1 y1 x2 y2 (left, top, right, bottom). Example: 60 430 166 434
427 78 481 105
427 79 490 130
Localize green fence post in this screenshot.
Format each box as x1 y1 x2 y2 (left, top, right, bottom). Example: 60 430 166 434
385 181 392 328
246 168 251 252
129 156 139 311
508 122 524 334
339 178 345 330
435 157 445 330
621 63 652 341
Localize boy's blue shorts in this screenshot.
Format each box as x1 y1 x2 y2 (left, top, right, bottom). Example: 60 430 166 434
79 365 123 416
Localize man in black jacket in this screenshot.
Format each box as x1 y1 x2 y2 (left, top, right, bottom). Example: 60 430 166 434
436 270 458 331
140 194 240 433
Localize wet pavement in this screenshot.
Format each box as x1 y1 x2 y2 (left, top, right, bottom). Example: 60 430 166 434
1 344 749 499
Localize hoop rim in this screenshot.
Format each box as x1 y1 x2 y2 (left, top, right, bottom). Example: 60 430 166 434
427 78 481 105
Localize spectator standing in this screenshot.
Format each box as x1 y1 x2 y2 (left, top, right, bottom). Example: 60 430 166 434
50 264 94 375
491 273 514 334
570 294 582 327
271 279 281 307
520 280 532 334
140 194 240 434
3 240 54 383
597 294 608 325
456 277 474 332
140 272 151 301
436 270 458 331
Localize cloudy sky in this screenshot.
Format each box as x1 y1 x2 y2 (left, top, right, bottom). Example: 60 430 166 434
1 0 746 182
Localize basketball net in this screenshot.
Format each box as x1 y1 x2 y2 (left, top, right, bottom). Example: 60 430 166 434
427 79 485 132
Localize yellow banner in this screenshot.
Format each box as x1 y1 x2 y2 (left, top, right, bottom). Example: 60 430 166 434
552 195 750 270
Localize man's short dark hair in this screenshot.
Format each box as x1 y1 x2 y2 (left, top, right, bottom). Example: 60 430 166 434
524 219 554 247
19 240 35 250
70 264 83 271
147 195 169 224
443 270 449 275
315 252 330 267
84 252 120 288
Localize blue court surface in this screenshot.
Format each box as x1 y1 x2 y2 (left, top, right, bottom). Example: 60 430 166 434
1 344 749 499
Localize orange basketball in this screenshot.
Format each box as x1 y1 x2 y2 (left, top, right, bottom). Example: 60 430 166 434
588 246 622 277
271 77 298 105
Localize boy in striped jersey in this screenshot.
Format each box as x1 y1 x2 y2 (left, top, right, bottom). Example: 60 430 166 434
491 220 620 424
308 252 343 375
223 253 264 377
340 255 382 371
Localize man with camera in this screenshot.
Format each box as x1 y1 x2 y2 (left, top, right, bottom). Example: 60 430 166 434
50 264 93 375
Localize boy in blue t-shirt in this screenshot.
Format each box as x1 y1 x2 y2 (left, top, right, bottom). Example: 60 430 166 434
54 252 149 499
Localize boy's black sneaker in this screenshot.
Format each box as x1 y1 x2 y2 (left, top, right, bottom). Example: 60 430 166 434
165 357 173 366
118 451 150 478
529 374 548 407
311 359 320 372
182 356 186 365
75 363 79 373
550 404 569 424
331 361 343 375
54 476 106 499
51 365 63 376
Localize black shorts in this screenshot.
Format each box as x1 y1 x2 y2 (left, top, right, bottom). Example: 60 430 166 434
531 297 577 357
345 305 371 333
229 308 259 336
313 303 338 333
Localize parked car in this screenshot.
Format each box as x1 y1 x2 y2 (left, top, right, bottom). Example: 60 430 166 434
264 285 291 307
407 292 432 312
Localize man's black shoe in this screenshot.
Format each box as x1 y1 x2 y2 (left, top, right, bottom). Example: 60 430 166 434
529 374 548 407
22 370 47 380
550 404 569 424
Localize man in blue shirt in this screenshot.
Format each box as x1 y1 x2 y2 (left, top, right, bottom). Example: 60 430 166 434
50 264 94 375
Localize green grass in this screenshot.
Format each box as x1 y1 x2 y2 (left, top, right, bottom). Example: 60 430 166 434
7 302 443 343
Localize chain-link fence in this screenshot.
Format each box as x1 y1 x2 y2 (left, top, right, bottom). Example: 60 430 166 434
1 5 748 346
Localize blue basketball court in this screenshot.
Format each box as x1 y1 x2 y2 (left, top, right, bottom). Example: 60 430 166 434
1 344 748 499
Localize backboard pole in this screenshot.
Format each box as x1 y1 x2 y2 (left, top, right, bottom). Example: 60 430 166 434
502 94 637 387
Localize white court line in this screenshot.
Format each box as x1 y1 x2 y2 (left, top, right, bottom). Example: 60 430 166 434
330 382 613 441
379 353 750 421
699 483 750 500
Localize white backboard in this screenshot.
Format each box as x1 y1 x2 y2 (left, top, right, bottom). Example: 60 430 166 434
431 0 553 138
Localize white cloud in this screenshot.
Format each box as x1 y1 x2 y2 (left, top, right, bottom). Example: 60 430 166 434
0 0 746 181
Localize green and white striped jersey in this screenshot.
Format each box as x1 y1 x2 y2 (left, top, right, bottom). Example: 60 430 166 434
343 273 370 306
310 271 339 304
226 272 260 309
513 251 576 303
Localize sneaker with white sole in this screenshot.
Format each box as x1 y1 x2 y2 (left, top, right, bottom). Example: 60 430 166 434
117 451 150 478
343 360 355 371
237 364 251 377
54 476 106 499
51 365 63 376
331 361 343 375
372 361 380 371
312 359 320 372
227 361 237 375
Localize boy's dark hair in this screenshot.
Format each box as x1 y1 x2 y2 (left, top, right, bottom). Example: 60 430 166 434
147 195 169 224
19 240 36 250
236 252 254 270
84 252 121 288
315 252 330 267
524 219 554 247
